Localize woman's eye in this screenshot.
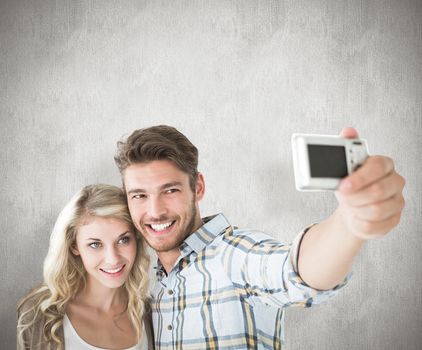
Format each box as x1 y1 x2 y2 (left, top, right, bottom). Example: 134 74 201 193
119 236 130 245
89 242 101 249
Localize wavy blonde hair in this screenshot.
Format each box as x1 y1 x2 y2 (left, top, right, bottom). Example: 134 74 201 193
17 184 150 348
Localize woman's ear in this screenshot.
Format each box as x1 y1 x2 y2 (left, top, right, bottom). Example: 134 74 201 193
70 243 80 256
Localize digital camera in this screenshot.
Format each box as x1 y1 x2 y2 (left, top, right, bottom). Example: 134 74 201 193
291 133 369 191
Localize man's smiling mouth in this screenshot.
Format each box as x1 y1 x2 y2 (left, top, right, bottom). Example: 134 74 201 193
148 221 175 232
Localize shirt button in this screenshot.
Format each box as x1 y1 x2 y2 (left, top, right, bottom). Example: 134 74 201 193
168 290 174 295
167 325 173 331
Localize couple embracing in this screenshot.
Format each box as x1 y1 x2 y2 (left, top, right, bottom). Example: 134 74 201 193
17 125 405 350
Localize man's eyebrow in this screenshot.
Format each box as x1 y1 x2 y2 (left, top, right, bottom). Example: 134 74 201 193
160 181 183 190
127 188 146 195
127 182 183 195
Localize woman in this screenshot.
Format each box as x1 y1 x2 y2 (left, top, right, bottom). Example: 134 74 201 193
17 184 153 349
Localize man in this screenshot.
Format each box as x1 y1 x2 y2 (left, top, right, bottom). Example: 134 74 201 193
114 125 405 349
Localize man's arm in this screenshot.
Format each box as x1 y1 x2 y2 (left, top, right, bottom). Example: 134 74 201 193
298 127 406 291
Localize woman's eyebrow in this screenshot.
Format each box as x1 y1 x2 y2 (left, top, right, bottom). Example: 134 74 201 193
118 231 130 237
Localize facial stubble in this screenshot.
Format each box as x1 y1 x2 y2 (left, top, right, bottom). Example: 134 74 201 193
138 195 199 253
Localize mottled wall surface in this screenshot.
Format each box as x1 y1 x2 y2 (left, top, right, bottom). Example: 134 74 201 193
1 0 421 349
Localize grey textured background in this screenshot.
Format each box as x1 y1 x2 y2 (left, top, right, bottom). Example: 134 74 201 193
1 0 421 349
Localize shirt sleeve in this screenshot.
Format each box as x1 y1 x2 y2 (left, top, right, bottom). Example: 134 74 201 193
220 227 350 309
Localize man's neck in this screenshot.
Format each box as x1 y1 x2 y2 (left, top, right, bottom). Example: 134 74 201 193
157 249 181 274
158 216 205 274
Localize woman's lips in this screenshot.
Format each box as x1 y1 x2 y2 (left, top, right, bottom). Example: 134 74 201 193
100 265 125 277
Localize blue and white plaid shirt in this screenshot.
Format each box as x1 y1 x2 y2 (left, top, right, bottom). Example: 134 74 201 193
151 214 348 349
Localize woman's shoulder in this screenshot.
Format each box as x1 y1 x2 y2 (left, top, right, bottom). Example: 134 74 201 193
17 285 49 318
17 285 63 350
17 284 57 342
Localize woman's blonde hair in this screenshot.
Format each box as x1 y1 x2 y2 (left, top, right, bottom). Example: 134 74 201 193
17 184 150 348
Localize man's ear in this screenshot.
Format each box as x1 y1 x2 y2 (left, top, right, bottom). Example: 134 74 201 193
70 243 80 256
195 173 205 201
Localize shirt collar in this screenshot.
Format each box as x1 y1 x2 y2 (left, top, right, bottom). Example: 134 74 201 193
180 213 231 256
154 213 231 278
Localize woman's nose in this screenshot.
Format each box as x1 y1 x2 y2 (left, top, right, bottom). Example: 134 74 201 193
103 246 120 264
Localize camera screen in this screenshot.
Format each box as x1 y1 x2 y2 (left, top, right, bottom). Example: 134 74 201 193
307 145 348 178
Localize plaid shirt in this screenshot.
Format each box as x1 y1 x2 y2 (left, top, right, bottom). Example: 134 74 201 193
151 214 348 349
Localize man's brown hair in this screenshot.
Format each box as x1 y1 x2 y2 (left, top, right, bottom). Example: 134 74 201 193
114 125 199 190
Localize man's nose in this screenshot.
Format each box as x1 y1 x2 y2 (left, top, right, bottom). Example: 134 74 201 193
148 196 167 219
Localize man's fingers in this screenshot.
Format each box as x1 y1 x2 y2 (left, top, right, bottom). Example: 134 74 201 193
339 156 395 193
340 127 359 139
337 170 405 206
347 212 403 240
350 194 405 222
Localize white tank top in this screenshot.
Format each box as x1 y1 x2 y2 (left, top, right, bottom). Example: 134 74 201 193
63 314 147 350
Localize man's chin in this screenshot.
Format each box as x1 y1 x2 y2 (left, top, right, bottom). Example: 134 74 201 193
144 237 181 253
149 244 179 253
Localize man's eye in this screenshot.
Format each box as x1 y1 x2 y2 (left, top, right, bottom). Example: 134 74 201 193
89 242 101 249
166 188 178 194
118 236 130 245
132 194 146 199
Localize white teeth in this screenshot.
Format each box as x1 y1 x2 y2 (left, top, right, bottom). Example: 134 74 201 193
150 221 173 232
101 266 124 274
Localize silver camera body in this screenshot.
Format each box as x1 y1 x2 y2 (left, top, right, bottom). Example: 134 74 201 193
292 133 369 191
